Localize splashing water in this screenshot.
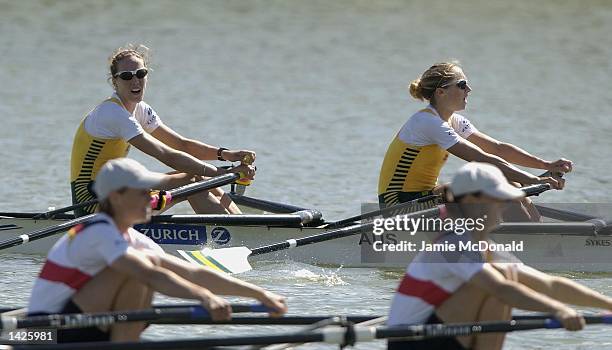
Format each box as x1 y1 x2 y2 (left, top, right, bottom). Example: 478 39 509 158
292 267 349 286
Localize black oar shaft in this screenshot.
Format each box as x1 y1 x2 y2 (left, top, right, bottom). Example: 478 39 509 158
329 194 440 228
228 194 310 214
3 316 611 349
329 183 549 229
2 334 326 350
32 200 98 220
250 207 442 256
0 303 270 331
0 174 241 251
168 173 239 198
155 315 380 325
150 210 322 226
0 214 95 250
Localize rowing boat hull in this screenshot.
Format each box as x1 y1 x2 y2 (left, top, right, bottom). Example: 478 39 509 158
2 215 611 272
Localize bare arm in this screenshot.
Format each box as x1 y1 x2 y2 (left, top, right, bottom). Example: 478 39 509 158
151 125 256 163
468 132 573 174
467 132 548 169
470 264 570 313
513 264 612 309
110 249 233 320
151 125 219 160
157 253 265 297
448 139 547 186
111 249 214 302
128 133 224 176
155 253 287 315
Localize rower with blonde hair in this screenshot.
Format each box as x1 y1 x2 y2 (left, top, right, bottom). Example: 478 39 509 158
70 44 255 216
378 61 572 220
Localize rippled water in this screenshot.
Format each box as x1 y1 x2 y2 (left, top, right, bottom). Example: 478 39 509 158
1 0 612 348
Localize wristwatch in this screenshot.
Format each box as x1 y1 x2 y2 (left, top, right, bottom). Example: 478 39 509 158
217 147 228 161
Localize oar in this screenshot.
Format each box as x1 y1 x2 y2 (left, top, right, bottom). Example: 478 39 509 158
327 194 441 229
31 172 243 220
32 199 98 220
0 173 240 251
178 206 444 274
328 183 551 229
3 315 610 350
0 303 270 331
378 315 612 340
0 311 556 326
178 183 553 273
228 193 311 214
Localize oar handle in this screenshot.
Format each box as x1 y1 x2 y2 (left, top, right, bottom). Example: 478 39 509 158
0 173 241 252
521 183 552 197
0 303 271 331
228 193 311 214
329 194 440 228
251 206 443 256
168 173 240 199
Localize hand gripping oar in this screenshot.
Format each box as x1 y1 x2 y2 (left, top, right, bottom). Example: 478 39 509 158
0 173 240 251
31 172 244 220
0 303 269 331
178 206 445 274
328 183 552 230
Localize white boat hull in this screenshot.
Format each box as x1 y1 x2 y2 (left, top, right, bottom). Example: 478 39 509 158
2 216 612 272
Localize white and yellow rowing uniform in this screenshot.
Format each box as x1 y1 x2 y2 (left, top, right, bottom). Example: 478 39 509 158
70 93 163 215
378 106 477 207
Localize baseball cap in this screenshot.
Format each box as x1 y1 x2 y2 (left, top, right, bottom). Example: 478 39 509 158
93 158 165 200
450 162 525 200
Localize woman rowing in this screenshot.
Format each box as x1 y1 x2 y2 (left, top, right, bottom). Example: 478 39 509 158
387 162 612 350
71 44 254 216
377 62 572 220
29 158 287 343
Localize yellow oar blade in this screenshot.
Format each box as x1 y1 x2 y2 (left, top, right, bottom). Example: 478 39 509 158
178 247 253 274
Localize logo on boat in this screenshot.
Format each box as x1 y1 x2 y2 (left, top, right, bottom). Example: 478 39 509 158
585 239 612 247
136 224 206 245
210 227 231 245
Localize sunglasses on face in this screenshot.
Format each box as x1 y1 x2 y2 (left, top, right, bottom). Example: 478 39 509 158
114 68 148 80
440 79 468 90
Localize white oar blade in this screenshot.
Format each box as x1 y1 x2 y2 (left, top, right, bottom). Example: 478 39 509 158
178 247 252 274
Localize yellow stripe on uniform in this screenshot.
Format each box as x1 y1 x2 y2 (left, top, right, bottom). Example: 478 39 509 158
378 109 451 194
70 97 131 184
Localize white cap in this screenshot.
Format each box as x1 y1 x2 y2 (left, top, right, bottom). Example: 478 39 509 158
450 162 525 200
93 158 165 200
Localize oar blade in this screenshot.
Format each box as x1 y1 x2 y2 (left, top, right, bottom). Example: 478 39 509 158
178 247 253 274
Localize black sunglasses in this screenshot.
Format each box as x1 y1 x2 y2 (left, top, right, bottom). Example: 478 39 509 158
114 68 148 81
440 79 468 90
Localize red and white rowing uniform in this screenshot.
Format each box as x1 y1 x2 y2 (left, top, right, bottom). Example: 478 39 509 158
27 213 163 314
388 231 520 326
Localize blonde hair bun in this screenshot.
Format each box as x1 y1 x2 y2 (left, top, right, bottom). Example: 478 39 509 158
409 79 424 101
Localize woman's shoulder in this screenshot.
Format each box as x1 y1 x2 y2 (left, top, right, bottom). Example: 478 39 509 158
405 108 444 128
93 98 130 117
